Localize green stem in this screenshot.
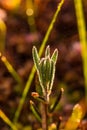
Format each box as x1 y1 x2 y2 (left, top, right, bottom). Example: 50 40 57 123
41 103 48 130
0 19 6 53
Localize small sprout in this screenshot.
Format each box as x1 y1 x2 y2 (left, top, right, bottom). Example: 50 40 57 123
32 46 58 101
32 45 65 130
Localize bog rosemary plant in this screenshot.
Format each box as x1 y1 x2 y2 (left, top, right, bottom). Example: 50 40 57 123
32 46 60 130
32 46 83 130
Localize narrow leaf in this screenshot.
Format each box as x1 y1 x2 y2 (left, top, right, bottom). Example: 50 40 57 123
51 49 58 64
38 58 45 89
45 57 51 84
45 45 50 57
50 88 64 113
32 46 40 70
40 58 46 87
49 61 55 91
30 100 41 122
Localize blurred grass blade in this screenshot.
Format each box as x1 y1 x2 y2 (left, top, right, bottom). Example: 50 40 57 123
74 0 87 102
0 109 18 130
13 0 64 123
64 104 83 130
26 0 36 32
38 0 64 57
0 19 6 53
1 55 22 85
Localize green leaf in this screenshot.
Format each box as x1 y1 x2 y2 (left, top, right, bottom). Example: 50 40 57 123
39 58 46 87
64 104 83 130
50 88 64 113
49 60 55 91
35 74 43 95
30 100 41 122
51 49 58 64
32 46 40 70
35 58 46 95
45 45 50 57
45 57 51 85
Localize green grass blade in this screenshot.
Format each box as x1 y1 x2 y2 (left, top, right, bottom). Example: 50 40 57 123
38 0 64 57
13 66 36 123
13 0 64 123
1 55 22 85
74 0 87 102
0 109 18 130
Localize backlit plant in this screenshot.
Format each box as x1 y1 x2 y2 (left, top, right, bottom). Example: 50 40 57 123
32 45 58 102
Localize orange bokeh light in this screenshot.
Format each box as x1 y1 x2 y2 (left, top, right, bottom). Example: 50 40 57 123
0 0 21 10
